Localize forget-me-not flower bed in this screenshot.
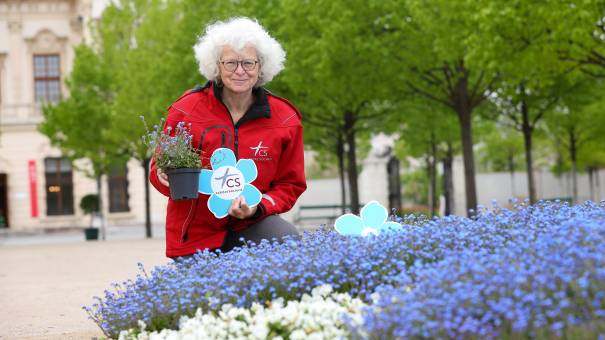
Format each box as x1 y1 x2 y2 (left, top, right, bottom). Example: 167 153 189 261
86 200 605 339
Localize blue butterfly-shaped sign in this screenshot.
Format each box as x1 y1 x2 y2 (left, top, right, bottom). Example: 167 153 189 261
334 201 402 236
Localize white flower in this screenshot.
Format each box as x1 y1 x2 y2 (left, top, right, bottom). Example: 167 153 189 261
249 322 269 339
119 284 366 340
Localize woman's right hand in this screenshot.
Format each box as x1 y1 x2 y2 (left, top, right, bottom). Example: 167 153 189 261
157 168 170 187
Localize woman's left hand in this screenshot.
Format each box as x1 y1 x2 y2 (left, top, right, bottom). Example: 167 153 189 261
228 196 258 219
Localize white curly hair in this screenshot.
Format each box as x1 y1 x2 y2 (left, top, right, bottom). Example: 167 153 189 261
193 17 286 87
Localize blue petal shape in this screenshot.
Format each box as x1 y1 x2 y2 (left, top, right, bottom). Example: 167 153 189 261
236 159 257 183
360 201 388 228
207 194 231 219
210 148 236 169
376 221 403 233
198 169 213 195
241 183 262 207
334 214 365 236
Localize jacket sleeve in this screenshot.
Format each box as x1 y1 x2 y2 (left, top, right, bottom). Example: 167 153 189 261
257 124 307 217
150 157 171 197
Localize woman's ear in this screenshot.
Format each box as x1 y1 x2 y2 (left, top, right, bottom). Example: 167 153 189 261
254 70 263 88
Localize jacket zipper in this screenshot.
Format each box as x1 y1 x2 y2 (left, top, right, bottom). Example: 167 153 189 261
218 101 240 158
233 128 239 158
181 108 237 243
181 90 254 243
218 102 245 234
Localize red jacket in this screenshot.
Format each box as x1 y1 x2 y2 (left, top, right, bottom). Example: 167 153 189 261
150 82 306 257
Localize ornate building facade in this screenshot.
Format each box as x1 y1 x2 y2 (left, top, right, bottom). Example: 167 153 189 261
0 0 167 230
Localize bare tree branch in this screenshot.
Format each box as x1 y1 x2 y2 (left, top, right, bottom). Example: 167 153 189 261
471 74 499 108
469 70 485 106
530 97 558 127
406 80 453 109
303 114 340 129
442 62 454 93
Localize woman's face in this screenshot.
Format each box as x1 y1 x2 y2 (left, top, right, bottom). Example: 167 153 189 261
218 45 260 95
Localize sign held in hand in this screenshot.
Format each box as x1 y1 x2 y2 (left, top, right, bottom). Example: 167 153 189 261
199 148 262 219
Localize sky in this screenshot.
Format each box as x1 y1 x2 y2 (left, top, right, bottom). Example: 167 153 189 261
92 0 110 19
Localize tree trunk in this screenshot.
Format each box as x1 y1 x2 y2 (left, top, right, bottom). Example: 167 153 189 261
96 175 106 241
344 111 360 214
456 106 478 216
521 98 537 204
449 62 478 217
588 167 595 201
425 155 433 212
442 141 454 215
569 131 578 204
387 156 402 214
337 132 347 214
429 136 438 216
143 158 152 238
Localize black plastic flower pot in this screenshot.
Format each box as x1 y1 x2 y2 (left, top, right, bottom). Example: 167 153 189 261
167 168 201 200
84 227 99 241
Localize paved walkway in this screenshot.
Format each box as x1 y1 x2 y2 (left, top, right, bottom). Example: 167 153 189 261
0 228 170 339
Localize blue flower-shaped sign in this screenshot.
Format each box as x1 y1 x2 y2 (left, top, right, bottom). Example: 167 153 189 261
198 148 262 218
334 201 402 236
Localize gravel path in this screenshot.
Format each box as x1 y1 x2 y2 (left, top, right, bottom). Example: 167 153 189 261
0 238 170 339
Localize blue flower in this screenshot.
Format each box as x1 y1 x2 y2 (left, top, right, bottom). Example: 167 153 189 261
85 201 605 338
198 148 261 218
334 201 402 236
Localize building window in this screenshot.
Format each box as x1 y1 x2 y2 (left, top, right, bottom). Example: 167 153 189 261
45 157 74 215
34 54 61 103
108 165 130 212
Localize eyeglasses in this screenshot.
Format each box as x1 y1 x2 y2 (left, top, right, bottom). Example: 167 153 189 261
220 59 259 72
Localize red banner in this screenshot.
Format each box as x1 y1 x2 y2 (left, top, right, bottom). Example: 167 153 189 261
28 160 38 218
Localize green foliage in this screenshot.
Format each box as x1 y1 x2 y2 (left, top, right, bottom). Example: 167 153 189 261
547 0 605 78
545 78 605 174
476 121 525 173
80 194 100 215
107 0 208 161
390 98 460 161
39 44 125 177
469 1 575 86
402 168 436 206
270 0 400 159
467 0 605 201
44 0 605 205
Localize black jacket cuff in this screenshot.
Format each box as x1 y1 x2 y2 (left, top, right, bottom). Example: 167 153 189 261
251 202 265 219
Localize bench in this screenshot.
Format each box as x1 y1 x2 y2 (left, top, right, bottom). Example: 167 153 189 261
293 204 364 227
542 197 573 204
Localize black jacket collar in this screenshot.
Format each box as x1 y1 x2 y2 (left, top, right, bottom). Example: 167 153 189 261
212 81 271 124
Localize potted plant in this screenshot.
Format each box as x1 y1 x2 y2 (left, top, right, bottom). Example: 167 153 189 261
142 117 202 200
80 193 100 240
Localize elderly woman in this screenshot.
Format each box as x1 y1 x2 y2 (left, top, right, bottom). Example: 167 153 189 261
150 17 306 258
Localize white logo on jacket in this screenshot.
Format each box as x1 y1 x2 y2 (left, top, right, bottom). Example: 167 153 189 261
250 141 269 157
